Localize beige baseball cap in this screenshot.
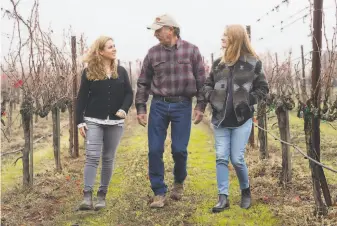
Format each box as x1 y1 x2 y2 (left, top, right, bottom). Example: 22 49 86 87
147 14 180 30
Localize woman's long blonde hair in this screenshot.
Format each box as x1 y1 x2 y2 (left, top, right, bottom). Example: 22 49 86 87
221 24 258 65
83 36 118 80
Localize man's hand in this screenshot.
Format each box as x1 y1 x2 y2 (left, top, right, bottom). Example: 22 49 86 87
137 114 147 127
193 110 204 124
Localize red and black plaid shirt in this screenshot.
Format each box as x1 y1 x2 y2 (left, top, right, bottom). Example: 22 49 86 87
135 38 206 114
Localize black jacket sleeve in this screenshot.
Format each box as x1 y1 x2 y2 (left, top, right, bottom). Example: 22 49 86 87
76 68 91 125
120 66 134 113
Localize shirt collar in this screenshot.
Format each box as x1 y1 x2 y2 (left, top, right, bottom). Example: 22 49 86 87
162 38 182 50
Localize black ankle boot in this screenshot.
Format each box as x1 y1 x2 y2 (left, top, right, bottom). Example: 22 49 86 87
240 186 251 209
212 194 230 213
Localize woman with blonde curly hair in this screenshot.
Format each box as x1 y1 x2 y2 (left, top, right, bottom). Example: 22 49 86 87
203 25 269 212
76 36 133 211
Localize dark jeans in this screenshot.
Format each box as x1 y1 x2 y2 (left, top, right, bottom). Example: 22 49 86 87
148 98 192 195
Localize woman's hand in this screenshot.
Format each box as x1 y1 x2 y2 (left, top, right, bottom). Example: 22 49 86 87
78 123 88 138
115 109 127 119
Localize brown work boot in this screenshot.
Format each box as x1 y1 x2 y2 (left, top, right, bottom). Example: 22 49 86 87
170 183 184 200
150 195 166 208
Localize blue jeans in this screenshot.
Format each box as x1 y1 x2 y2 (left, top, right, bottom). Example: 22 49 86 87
148 98 192 195
213 118 252 195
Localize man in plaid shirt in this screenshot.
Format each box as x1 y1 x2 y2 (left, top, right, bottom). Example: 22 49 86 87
135 14 206 208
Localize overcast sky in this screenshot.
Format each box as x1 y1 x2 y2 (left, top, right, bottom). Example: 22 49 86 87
1 0 337 64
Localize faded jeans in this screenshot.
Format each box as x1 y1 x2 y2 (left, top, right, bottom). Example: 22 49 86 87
213 118 252 195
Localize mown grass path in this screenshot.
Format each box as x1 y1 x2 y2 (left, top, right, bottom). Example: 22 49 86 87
58 119 279 226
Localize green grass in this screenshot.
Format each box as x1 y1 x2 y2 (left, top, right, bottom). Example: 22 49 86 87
1 133 70 194
1 111 72 193
263 110 337 184
2 106 336 225
57 121 279 226
3 106 335 225
187 124 279 226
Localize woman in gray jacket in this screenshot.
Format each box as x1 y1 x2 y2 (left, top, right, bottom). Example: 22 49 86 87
202 24 269 213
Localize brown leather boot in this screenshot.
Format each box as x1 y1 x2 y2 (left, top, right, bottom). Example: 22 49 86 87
150 195 167 208
170 183 184 200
